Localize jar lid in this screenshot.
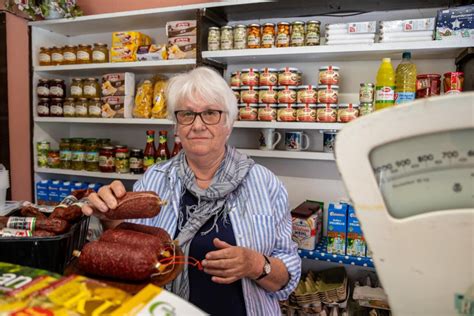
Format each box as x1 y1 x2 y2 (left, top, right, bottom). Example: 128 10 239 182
307 20 321 24
278 67 300 72
231 87 240 91
65 97 75 101
241 68 259 73
295 103 317 108
51 98 63 101
318 85 340 89
263 23 275 27
221 25 233 29
319 65 340 71
38 98 50 101
292 21 305 25
65 45 76 48
259 86 280 90
94 42 107 46
277 103 296 108
115 145 127 149
278 86 298 90
209 26 220 30
234 24 247 28
417 74 441 79
360 83 374 87
258 103 278 108
72 78 83 81
116 147 129 153
240 86 260 90
38 79 49 82
277 22 290 25
338 103 359 108
443 72 464 77
78 97 88 101
85 138 97 142
52 79 65 82
86 77 97 81
101 146 114 150
131 148 143 153
238 103 258 107
79 44 91 47
259 67 278 72
71 137 84 142
316 103 338 108
297 85 317 90
248 23 261 27
231 71 241 75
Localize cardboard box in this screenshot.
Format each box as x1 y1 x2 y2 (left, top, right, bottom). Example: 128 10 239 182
166 20 197 37
101 95 133 118
58 181 72 201
136 44 168 61
112 31 151 46
327 202 348 255
168 36 196 59
110 44 138 63
48 180 61 204
291 200 323 250
101 72 135 97
380 18 435 33
436 5 474 40
346 204 367 257
36 180 49 205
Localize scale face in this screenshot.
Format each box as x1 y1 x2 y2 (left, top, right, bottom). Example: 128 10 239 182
335 93 474 316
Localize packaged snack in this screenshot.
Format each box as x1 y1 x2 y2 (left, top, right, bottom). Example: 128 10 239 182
137 44 168 61
151 77 168 119
101 96 134 118
101 72 135 97
112 31 148 46
110 44 138 63
327 202 348 255
133 80 154 118
167 36 197 59
166 20 197 37
0 262 60 294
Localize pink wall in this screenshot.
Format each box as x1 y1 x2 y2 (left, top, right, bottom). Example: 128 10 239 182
6 12 31 201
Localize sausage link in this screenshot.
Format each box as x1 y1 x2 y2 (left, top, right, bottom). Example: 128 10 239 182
36 218 70 234
100 229 167 253
32 230 56 237
50 204 83 223
20 206 47 219
116 222 171 241
104 192 162 220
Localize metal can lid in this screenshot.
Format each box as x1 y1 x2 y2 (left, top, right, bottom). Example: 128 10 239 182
297 85 317 90
278 67 300 72
241 68 259 73
263 23 275 27
258 103 278 108
277 22 290 25
238 103 258 107
101 146 115 150
231 71 240 76
231 87 240 91
234 24 247 28
316 103 338 108
295 103 317 108
292 21 305 25
360 83 374 87
52 79 65 82
209 26 220 30
248 23 261 27
277 103 296 108
240 86 260 90
259 86 280 90
307 20 321 24
318 85 340 90
72 78 83 81
131 148 143 153
221 25 233 29
319 65 340 71
86 77 97 81
38 98 50 101
259 67 278 72
278 86 298 90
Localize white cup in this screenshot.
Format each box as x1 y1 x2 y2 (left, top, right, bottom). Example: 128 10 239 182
284 131 310 151
259 128 282 150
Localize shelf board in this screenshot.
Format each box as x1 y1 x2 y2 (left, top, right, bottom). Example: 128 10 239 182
35 167 142 181
239 149 334 161
34 59 196 75
202 40 473 63
34 117 175 125
234 121 344 130
299 237 374 268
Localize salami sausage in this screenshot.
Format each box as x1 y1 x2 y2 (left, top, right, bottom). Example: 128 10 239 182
116 222 171 242
20 206 47 219
76 241 158 281
104 191 163 220
100 229 167 253
32 230 56 237
0 217 69 234
36 218 70 234
50 204 83 223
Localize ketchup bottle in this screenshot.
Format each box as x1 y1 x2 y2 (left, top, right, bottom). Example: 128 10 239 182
143 130 156 171
155 130 170 163
171 134 183 158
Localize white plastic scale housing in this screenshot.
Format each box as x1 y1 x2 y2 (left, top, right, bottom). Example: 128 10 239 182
335 93 474 316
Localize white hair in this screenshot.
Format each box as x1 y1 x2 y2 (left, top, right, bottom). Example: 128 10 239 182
166 66 237 128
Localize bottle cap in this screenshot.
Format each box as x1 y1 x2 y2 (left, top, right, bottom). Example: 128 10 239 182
382 58 391 63
402 51 411 59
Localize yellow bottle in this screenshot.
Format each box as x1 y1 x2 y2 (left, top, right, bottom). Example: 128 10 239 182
395 51 417 104
375 58 395 111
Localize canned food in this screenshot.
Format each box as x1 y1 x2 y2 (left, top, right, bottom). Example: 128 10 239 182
208 27 220 51
259 68 278 86
359 83 375 103
318 85 339 104
416 74 441 98
233 24 247 49
297 85 318 104
443 72 464 94
220 26 233 50
337 103 359 123
259 86 279 104
305 21 321 46
258 104 278 121
238 103 258 121
277 104 297 122
316 104 337 122
319 66 340 85
278 67 301 86
262 23 275 48
296 104 317 122
231 87 240 101
290 21 305 47
240 86 259 103
247 24 261 48
278 86 297 104
241 68 259 86
276 22 290 47
231 71 241 87
359 102 374 116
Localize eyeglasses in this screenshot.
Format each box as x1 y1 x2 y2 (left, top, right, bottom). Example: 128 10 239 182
174 110 224 125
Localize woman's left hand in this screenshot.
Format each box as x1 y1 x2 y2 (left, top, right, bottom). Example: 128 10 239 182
202 238 263 284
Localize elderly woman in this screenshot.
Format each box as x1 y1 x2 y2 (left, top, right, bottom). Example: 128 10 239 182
82 67 301 315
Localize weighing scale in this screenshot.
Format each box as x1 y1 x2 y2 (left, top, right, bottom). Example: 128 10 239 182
335 92 473 315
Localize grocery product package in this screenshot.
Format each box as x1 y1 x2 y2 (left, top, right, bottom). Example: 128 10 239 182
379 18 435 33
101 72 135 97
291 200 323 251
110 44 139 63
435 5 474 40
151 76 168 119
137 44 168 61
101 95 134 118
133 80 154 118
112 31 151 46
166 20 197 37
168 36 197 59
325 21 377 34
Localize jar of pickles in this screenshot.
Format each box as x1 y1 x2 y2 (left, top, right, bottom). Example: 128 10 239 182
71 78 83 98
75 98 88 117
99 146 115 173
290 21 305 47
305 21 321 46
220 26 233 50
39 47 51 66
47 150 61 169
77 44 92 64
85 138 99 171
233 24 247 50
261 23 275 48
115 146 130 174
71 138 85 170
83 78 100 98
50 46 63 65
276 22 290 47
208 27 220 51
88 98 102 118
62 45 77 64
247 24 261 49
92 43 109 63
59 138 72 169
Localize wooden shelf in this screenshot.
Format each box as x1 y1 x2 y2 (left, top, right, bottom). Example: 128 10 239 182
35 167 142 181
238 149 335 161
34 117 175 125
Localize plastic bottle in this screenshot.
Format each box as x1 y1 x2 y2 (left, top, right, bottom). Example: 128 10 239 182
143 130 156 171
395 51 417 104
375 57 395 111
155 130 170 163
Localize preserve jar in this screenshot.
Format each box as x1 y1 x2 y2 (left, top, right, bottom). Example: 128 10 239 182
99 146 115 172
83 78 100 98
232 87 240 101
277 86 297 104
359 83 375 103
62 45 77 64
319 66 340 85
416 74 441 98
77 44 92 64
50 46 64 65
39 47 51 66
50 98 64 117
277 104 297 122
241 68 259 86
231 71 241 87
258 104 277 121
305 21 321 46
296 103 317 122
47 150 61 169
37 98 50 117
88 98 102 118
337 103 359 123
71 138 85 171
98 138 112 147
278 67 300 86
359 102 374 116
130 149 144 174
92 43 109 63
290 21 305 47
443 72 464 94
259 68 278 86
297 85 318 104
115 146 130 174
247 24 261 48
259 86 279 104
75 98 89 117
49 79 66 98
276 22 290 47
318 85 339 104
37 141 49 167
59 138 72 169
316 104 337 122
85 138 99 172
71 78 83 98
233 24 247 49
238 104 258 121
63 98 75 118
208 27 220 51
36 79 50 98
261 23 275 48
240 86 259 103
220 26 233 50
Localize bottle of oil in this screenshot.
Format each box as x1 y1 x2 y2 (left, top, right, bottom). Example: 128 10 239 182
375 58 395 111
395 51 417 104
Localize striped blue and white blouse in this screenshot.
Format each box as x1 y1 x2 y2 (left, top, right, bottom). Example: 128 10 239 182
130 151 301 315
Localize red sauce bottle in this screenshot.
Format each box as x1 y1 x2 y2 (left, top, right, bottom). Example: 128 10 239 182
143 130 156 171
171 134 183 158
155 130 170 163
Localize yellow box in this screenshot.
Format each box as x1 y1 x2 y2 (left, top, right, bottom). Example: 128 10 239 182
112 31 148 46
110 44 138 63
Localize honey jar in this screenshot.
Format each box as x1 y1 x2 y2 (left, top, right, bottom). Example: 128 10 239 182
62 45 77 64
39 47 51 66
77 44 92 64
92 43 109 63
50 46 64 65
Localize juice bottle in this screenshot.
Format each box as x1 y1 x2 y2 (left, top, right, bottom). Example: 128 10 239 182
375 58 395 111
395 51 417 104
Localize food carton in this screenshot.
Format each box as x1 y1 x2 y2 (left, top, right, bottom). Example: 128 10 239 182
36 180 49 205
48 180 61 205
58 181 72 201
327 202 348 255
136 44 168 61
436 5 474 40
0 262 60 294
110 44 139 63
291 200 323 250
380 18 435 33
112 31 150 46
101 95 134 118
101 72 135 97
168 36 196 59
346 204 366 257
166 20 197 37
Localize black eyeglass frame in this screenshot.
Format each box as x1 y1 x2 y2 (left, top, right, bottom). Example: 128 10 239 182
174 110 225 125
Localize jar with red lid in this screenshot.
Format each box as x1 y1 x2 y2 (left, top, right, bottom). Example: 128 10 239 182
37 98 50 117
278 67 301 86
277 104 297 122
316 104 337 122
337 103 359 123
50 98 64 117
296 104 317 122
318 85 339 104
238 104 258 121
416 74 441 98
231 71 241 87
443 72 464 94
259 68 278 86
240 86 259 104
259 86 279 104
278 86 297 104
99 146 115 172
241 68 259 86
258 104 277 121
297 85 318 104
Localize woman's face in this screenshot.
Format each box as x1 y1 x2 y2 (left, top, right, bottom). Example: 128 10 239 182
175 98 231 158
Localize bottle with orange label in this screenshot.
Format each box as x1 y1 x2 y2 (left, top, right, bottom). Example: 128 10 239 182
375 58 395 111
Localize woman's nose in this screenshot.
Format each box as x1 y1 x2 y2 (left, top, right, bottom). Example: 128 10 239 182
191 114 207 130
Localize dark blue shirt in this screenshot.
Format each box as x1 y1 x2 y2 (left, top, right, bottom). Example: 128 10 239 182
177 189 247 316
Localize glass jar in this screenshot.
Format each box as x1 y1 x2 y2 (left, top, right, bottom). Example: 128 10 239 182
208 27 220 51
220 26 233 50
36 79 50 98
416 74 441 98
241 68 259 86
231 87 240 102
71 138 85 171
305 21 321 46
297 85 318 104
238 104 258 121
278 67 300 86
296 104 317 122
259 68 278 86
99 146 115 173
59 138 72 169
247 24 261 49
277 86 297 104
83 78 100 98
233 24 247 50
359 83 375 103
240 86 259 104
258 104 277 121
443 72 464 94
77 44 92 64
316 104 338 122
50 46 64 65
259 86 279 104
115 146 130 174
88 98 102 118
85 138 99 171
92 43 109 63
39 47 51 66
319 66 340 85
317 85 339 104
359 102 374 116
47 150 61 169
75 98 89 117
37 141 50 167
337 103 359 123
98 138 112 147
63 98 76 117
71 78 83 98
277 104 297 122
37 98 50 117
62 45 77 64
130 149 144 174
230 71 241 87
261 23 275 48
276 22 290 47
50 98 64 117
49 79 66 98
290 21 305 47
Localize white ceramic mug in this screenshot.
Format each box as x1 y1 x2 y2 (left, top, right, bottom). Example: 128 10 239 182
259 128 282 150
285 131 310 151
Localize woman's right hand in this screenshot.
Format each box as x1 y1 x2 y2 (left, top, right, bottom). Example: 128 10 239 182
82 180 126 216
